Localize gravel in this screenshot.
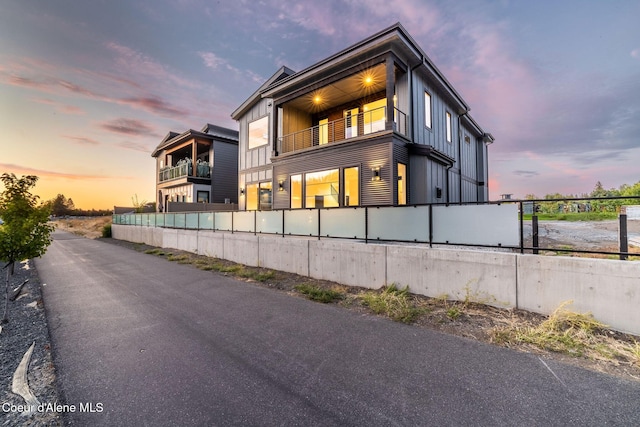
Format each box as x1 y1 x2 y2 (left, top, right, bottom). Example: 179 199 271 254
0 260 61 427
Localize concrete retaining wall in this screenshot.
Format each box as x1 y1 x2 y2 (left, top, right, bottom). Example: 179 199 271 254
387 246 517 308
517 256 640 335
111 224 640 335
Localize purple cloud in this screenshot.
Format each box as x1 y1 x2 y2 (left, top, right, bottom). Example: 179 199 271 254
99 118 157 137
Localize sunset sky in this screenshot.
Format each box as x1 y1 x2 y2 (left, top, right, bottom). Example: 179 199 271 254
1 0 639 209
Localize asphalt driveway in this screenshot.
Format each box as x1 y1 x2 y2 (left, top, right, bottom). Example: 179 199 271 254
36 231 640 426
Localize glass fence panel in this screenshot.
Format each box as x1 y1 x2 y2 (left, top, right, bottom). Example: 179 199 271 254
185 213 199 229
199 212 214 229
165 213 175 228
175 213 186 228
234 211 255 232
256 211 283 234
284 209 318 236
112 215 119 224
140 214 149 226
215 212 233 231
368 206 430 242
155 213 165 227
320 208 366 239
135 214 142 226
433 203 519 246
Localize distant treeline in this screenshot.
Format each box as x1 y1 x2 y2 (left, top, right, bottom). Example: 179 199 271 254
46 194 112 217
524 181 640 214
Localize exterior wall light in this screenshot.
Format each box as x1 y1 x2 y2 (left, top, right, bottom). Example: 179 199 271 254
278 180 285 191
240 188 245 195
372 167 381 181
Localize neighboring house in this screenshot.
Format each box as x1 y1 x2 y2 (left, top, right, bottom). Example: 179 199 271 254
152 124 239 212
231 23 493 211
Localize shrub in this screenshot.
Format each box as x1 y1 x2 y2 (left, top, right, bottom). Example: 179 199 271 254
101 223 112 238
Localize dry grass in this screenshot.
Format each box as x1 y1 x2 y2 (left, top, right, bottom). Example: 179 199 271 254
53 216 112 239
491 301 640 369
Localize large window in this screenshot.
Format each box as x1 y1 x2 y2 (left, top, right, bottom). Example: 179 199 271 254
259 182 272 211
246 183 258 210
197 191 210 203
344 167 359 206
291 175 302 208
398 163 407 205
318 119 328 145
248 116 269 149
363 99 386 134
305 169 339 208
424 92 432 128
446 111 452 143
344 108 358 139
245 182 272 210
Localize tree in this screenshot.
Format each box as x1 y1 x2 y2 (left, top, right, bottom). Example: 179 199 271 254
47 193 76 217
0 173 54 324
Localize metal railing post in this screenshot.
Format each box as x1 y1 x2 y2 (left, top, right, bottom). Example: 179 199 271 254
619 213 628 260
532 215 539 255
519 201 524 254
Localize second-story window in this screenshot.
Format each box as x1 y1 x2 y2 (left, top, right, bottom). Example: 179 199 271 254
425 91 432 128
248 116 269 149
446 111 452 143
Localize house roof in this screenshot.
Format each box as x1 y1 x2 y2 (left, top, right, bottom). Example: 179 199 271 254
231 22 493 143
260 23 471 114
230 66 295 120
151 125 239 157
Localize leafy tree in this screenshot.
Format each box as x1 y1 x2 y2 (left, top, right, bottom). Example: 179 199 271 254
47 193 76 216
0 174 54 324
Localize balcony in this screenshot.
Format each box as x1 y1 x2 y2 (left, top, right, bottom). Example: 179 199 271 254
278 106 408 155
159 159 211 183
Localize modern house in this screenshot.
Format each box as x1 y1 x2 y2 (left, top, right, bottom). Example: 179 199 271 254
231 23 493 211
152 123 239 212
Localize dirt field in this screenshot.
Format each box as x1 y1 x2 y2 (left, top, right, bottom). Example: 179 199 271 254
52 216 111 239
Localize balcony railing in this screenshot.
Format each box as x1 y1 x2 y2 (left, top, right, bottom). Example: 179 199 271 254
278 106 408 154
159 159 211 182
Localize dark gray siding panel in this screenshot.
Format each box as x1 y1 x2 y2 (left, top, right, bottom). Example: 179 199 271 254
272 136 395 209
212 141 239 203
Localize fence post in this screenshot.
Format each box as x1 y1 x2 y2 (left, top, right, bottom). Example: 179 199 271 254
428 204 433 248
519 201 524 254
365 207 369 244
532 215 539 255
619 213 628 260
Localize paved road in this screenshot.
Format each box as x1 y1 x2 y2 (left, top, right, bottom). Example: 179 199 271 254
36 231 640 426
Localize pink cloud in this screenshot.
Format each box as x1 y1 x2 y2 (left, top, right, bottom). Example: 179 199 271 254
99 118 157 137
63 135 100 145
34 98 85 115
0 163 125 181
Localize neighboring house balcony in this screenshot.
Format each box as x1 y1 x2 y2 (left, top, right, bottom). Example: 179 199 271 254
158 159 211 183
277 105 408 155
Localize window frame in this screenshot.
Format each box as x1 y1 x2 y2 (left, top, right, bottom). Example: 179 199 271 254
424 91 432 129
445 111 452 143
248 116 269 150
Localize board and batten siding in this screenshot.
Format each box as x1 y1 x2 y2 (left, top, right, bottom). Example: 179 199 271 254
411 75 457 161
211 141 238 203
239 98 272 173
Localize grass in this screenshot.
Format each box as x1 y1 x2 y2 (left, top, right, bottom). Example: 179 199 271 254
522 212 617 221
144 249 276 282
295 284 344 303
491 301 640 366
360 284 425 324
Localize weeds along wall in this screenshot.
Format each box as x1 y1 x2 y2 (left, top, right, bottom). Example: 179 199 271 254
111 224 640 336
